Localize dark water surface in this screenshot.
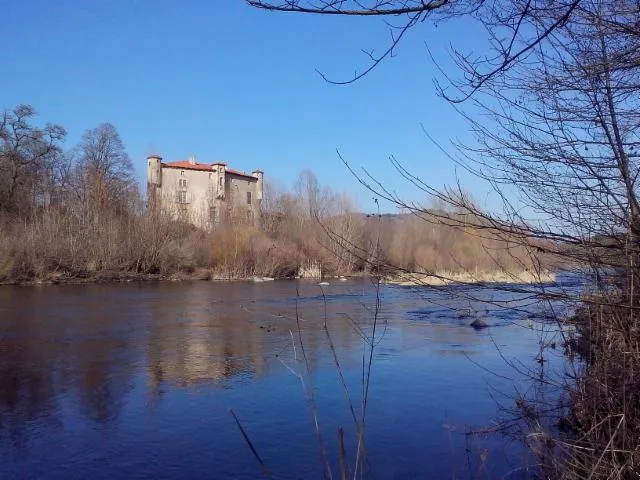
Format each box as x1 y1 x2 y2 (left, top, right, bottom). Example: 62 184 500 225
0 277 579 479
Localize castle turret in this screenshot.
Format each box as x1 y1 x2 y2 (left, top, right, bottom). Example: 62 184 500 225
213 162 226 199
252 170 264 202
147 154 163 208
147 154 162 187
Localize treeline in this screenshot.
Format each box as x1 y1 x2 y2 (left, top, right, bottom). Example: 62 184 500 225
0 105 541 283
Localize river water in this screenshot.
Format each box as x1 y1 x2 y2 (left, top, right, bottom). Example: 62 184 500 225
0 276 580 479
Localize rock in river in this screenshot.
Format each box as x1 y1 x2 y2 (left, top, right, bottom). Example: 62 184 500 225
470 318 489 330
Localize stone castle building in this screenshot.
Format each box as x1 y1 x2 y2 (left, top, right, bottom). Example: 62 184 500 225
146 154 263 229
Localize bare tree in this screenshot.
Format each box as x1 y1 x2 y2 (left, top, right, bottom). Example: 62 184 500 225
74 123 136 218
248 0 640 477
248 0 581 92
0 105 66 216
451 7 640 475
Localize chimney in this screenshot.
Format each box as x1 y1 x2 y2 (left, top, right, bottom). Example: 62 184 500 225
188 155 196 165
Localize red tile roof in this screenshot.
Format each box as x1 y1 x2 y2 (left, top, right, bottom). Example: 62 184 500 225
162 161 258 180
162 160 213 171
226 168 257 180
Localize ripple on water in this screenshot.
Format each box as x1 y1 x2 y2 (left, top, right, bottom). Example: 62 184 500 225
0 277 578 479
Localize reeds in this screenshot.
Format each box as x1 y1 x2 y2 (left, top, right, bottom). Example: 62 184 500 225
555 294 640 479
0 197 546 284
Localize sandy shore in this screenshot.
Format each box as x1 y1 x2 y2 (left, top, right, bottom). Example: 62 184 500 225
385 270 556 286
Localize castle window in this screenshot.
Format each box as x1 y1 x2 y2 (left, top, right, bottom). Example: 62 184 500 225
176 190 188 204
219 177 223 187
178 178 188 188
246 191 252 205
181 170 185 176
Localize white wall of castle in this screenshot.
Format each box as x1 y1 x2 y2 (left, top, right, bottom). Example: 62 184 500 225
226 174 261 224
147 157 262 229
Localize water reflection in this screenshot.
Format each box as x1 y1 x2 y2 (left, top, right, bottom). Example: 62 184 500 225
0 278 572 479
146 307 267 391
0 341 59 448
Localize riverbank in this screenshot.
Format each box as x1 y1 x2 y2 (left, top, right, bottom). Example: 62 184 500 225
0 268 247 287
385 270 556 286
0 267 367 287
1 267 557 288
539 291 640 478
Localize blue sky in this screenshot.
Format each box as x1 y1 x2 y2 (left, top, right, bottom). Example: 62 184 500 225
2 1 493 213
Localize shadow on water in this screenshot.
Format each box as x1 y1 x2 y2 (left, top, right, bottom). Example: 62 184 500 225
0 275 583 479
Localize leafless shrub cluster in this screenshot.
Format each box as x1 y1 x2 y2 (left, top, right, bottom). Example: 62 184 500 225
555 298 640 479
375 210 545 274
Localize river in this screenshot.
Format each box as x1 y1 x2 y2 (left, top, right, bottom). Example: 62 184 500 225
0 276 580 479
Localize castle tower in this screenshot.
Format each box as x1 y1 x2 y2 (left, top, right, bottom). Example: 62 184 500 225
213 162 226 199
147 154 163 206
252 170 264 202
147 154 162 186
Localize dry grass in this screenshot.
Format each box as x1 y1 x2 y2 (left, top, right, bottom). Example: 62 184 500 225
509 277 640 480
366 213 546 275
0 172 553 285
0 204 553 284
552 294 640 479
